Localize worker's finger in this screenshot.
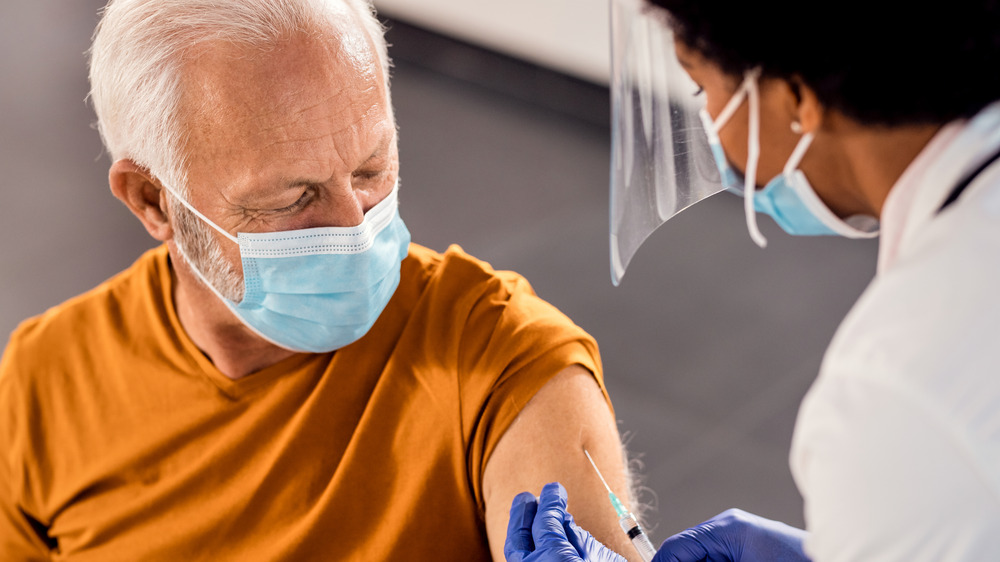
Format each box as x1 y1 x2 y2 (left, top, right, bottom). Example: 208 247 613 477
562 509 588 558
504 492 538 562
531 482 577 551
651 530 711 562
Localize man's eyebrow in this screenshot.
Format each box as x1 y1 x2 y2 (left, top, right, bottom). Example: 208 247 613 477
285 179 319 188
279 131 394 187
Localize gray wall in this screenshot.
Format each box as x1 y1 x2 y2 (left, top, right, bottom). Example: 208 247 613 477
1 1 158 338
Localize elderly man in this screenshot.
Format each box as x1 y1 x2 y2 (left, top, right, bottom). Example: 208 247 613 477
0 0 638 560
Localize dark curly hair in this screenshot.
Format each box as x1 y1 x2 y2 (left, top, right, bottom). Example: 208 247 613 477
648 0 1000 127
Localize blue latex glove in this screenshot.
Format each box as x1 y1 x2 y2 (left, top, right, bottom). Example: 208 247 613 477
505 481 627 562
652 508 809 562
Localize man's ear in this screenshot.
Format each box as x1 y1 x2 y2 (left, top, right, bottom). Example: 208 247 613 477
109 160 174 242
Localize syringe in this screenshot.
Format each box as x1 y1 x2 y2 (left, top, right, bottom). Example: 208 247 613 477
583 449 658 562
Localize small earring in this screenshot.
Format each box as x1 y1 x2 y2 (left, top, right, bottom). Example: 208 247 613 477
790 121 803 134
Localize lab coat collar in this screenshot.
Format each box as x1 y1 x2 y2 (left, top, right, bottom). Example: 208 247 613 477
877 101 1000 274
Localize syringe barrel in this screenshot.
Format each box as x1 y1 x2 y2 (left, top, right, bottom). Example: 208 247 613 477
630 532 658 562
617 512 641 535
618 513 657 562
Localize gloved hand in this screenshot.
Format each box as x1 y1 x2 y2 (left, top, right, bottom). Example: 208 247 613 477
505 481 628 562
652 508 809 562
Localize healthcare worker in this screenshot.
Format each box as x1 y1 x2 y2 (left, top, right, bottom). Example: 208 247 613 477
503 0 1000 560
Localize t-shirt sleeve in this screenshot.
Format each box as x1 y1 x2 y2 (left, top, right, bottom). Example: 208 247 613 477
454 265 606 512
0 333 54 561
790 373 1000 562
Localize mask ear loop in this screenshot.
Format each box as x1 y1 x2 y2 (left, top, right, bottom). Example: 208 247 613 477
743 68 768 248
160 183 240 245
712 76 751 132
783 131 815 175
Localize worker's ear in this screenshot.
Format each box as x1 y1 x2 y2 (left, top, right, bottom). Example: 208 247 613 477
786 76 824 134
109 160 173 242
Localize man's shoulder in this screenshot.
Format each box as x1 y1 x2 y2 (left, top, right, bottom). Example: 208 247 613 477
397 243 591 352
402 242 534 302
2 245 169 374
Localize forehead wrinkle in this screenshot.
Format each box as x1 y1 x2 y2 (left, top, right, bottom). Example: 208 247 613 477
217 59 384 153
234 109 390 198
252 93 387 162
253 81 378 136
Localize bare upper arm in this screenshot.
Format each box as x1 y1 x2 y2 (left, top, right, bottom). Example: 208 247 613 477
482 364 640 561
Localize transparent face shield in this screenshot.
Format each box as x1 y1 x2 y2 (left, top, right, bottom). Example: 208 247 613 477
609 0 724 285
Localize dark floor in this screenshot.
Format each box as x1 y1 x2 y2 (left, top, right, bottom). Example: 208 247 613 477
0 2 879 542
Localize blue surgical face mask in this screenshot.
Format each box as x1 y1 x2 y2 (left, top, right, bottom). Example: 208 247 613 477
164 182 411 353
699 70 878 247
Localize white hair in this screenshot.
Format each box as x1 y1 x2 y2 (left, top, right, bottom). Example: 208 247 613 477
88 0 391 194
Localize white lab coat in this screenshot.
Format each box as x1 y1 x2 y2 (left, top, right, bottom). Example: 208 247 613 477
790 101 1000 561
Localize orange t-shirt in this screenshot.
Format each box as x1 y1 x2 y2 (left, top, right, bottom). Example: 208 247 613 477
0 243 604 561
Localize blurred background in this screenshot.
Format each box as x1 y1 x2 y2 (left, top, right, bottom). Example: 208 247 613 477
0 0 878 543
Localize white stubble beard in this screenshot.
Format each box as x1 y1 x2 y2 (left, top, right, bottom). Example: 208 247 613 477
169 200 246 303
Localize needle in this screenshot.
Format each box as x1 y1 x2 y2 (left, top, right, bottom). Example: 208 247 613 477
584 449 613 494
582 448 658 562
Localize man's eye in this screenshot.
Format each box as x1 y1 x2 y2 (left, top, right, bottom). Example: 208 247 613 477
693 86 705 97
353 170 385 181
274 189 312 212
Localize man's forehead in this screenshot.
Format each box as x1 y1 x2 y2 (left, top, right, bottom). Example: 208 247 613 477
175 25 394 193
179 26 387 132
184 17 381 99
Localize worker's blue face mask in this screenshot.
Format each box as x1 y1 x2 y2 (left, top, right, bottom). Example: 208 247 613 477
164 182 410 353
698 70 878 247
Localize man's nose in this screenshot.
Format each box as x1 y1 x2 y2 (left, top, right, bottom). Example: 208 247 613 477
322 184 366 227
